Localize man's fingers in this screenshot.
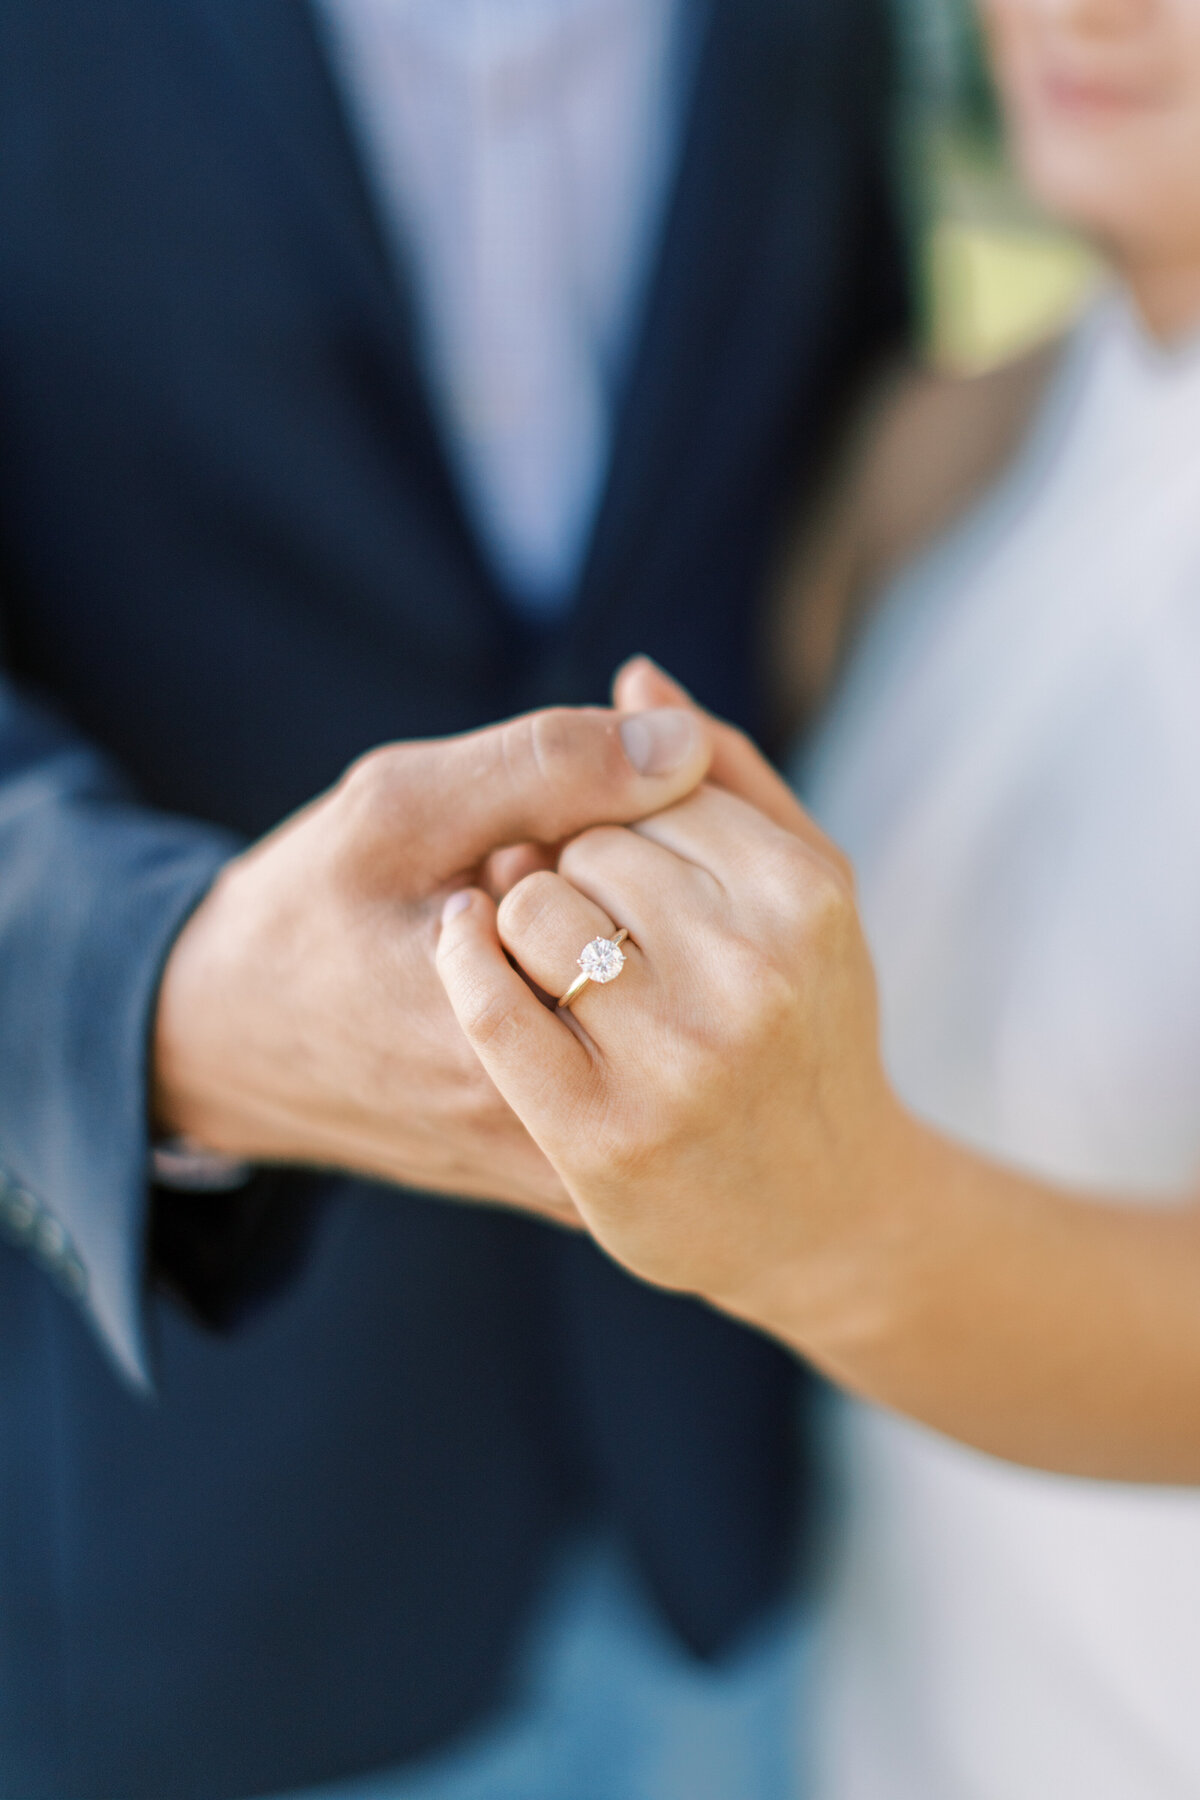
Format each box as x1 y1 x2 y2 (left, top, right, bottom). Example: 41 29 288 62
436 889 593 1130
613 656 852 881
360 705 711 880
482 841 556 901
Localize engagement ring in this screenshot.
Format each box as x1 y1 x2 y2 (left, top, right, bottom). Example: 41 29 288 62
557 929 629 1010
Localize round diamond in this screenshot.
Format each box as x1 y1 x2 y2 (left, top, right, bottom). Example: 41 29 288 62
578 936 626 984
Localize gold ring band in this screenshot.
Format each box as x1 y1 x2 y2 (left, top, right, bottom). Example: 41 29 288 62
557 928 629 1010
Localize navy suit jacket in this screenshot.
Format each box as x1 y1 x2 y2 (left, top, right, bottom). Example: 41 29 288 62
0 2 907 1794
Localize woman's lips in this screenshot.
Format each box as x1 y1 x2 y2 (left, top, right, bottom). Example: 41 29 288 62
1040 68 1167 117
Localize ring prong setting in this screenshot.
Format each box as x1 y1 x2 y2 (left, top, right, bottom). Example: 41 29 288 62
577 935 626 984
557 928 629 1009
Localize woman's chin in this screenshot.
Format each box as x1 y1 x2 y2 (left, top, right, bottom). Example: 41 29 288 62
1009 111 1200 261
1012 137 1140 246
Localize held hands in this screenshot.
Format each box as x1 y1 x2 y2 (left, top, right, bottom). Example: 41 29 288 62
157 664 1200 1479
155 654 899 1315
153 704 711 1225
437 663 907 1331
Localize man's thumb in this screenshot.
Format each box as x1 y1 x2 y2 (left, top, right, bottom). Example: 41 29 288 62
398 705 710 875
611 656 845 856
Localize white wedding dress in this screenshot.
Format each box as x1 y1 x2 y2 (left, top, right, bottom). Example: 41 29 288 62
801 291 1200 1800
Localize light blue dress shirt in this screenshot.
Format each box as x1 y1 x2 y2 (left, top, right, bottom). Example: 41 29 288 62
314 0 691 612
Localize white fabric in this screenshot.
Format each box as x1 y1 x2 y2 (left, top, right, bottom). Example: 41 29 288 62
802 292 1200 1800
314 0 688 611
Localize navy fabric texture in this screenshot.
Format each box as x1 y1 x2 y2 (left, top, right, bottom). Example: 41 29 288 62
0 1 907 1793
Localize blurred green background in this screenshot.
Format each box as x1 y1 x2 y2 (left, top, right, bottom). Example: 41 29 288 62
898 0 1100 370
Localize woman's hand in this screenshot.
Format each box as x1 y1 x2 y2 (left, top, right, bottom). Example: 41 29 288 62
436 663 1200 1483
436 729 907 1336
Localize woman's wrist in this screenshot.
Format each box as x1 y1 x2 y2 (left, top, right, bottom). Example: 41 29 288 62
710 1088 948 1366
717 1099 1200 1481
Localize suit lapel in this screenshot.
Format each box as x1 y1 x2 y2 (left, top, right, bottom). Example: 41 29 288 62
171 0 851 665
575 0 837 624
175 0 396 305
171 0 491 587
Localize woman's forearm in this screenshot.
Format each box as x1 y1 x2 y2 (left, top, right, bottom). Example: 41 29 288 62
737 1106 1200 1482
433 672 1200 1486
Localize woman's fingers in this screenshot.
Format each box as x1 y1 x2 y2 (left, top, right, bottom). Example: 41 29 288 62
613 655 852 882
555 825 715 937
496 870 614 998
630 782 826 912
613 656 800 827
496 867 676 1051
435 888 593 1122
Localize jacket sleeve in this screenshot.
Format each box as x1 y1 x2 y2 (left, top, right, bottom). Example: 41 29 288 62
0 668 240 1387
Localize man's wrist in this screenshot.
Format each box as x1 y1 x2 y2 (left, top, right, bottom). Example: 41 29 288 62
151 1135 254 1192
151 857 251 1151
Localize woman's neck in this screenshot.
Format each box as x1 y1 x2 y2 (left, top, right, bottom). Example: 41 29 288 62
1120 250 1200 345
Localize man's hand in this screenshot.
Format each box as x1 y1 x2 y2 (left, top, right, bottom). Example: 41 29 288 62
153 705 710 1224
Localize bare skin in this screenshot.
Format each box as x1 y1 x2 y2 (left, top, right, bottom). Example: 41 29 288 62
154 704 712 1226
987 0 1200 339
158 0 1200 1477
436 662 1200 1482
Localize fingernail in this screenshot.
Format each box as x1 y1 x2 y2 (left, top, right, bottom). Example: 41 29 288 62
441 890 473 925
619 708 701 777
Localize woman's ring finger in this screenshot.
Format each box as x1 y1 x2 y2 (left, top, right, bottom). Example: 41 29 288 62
557 928 630 1011
496 871 638 1015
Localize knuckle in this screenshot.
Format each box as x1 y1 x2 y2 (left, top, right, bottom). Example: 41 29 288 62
496 869 564 947
337 744 404 819
470 999 520 1054
704 933 799 1043
523 708 623 808
525 706 582 774
558 824 626 883
755 834 853 929
329 746 412 877
833 845 858 894
761 831 817 896
811 836 856 895
744 861 857 1008
744 955 803 1035
800 860 856 946
456 970 523 1054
